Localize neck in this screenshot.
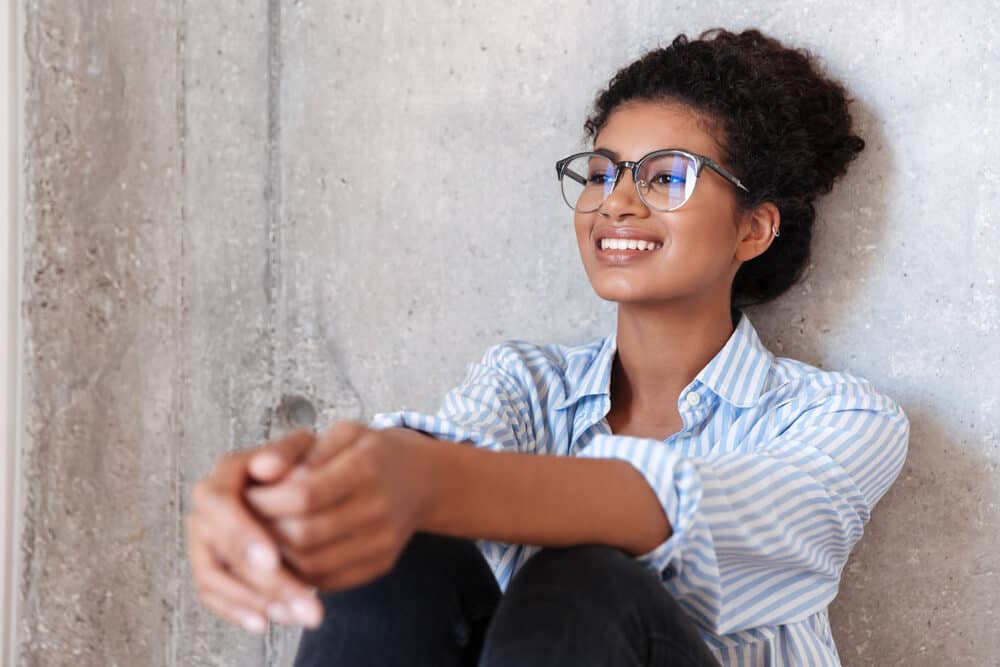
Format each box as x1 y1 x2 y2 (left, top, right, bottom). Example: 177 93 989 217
611 297 737 417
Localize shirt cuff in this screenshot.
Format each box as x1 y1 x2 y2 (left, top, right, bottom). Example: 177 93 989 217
576 432 700 582
368 409 460 439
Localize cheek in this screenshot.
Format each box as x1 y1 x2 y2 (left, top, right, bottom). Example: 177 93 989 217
671 199 740 248
673 223 730 252
573 215 592 249
662 218 739 275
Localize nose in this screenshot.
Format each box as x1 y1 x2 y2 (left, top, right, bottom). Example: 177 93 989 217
598 166 649 219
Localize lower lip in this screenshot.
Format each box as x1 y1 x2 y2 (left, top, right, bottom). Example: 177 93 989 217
595 243 662 265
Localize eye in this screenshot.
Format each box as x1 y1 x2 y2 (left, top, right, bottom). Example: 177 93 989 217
650 171 685 186
587 171 611 184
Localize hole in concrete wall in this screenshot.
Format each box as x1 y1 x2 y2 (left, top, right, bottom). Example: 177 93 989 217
276 394 317 431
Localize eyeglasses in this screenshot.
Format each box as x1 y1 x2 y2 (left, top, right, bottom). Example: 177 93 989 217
554 148 750 213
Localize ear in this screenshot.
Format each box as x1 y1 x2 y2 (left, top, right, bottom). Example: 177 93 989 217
735 201 780 262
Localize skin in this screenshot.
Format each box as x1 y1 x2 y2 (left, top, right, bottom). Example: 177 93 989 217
581 100 780 438
186 422 433 633
186 429 324 632
185 98 782 633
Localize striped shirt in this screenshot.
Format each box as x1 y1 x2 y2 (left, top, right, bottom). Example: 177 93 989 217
369 308 910 665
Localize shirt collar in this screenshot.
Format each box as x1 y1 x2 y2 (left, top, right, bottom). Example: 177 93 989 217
553 308 774 411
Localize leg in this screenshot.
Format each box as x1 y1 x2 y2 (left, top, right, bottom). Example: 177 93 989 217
477 544 721 667
293 530 502 667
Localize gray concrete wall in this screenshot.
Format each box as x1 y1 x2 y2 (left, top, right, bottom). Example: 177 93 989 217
14 1 998 665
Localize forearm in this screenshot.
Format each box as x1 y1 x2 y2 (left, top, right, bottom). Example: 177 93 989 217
396 427 672 556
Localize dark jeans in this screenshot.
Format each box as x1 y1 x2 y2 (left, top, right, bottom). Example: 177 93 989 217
293 531 721 667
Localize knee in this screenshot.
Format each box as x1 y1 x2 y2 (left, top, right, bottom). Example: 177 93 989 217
507 543 645 595
509 546 707 654
314 531 472 608
484 545 713 666
296 532 492 666
517 543 621 575
390 530 460 577
479 545 652 666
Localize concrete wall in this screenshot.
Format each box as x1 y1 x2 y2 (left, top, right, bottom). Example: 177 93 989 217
14 1 998 665
3 0 20 663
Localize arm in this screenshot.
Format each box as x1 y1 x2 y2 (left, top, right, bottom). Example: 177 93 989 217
368 340 675 580
574 381 910 636
399 426 672 556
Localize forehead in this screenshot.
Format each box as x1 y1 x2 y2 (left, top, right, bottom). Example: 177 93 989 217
593 100 725 163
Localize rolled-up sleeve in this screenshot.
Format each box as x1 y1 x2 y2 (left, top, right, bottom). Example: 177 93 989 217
575 381 910 636
368 342 536 454
368 343 537 584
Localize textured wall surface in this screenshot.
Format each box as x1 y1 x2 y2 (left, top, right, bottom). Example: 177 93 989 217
15 1 999 665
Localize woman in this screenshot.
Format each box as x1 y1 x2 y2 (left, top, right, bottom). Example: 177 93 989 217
186 27 910 666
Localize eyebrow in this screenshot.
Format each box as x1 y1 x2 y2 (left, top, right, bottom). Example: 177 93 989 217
592 146 693 161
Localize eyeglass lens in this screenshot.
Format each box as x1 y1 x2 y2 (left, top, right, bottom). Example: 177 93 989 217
560 152 698 212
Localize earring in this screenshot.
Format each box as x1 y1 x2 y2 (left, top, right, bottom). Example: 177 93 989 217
772 225 780 238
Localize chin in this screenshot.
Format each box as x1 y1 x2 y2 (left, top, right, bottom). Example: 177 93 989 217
591 282 663 304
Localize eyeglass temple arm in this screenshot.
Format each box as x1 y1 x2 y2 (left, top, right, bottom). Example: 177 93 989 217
556 160 588 186
703 157 750 193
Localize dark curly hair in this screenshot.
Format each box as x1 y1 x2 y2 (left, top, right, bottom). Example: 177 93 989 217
583 28 866 308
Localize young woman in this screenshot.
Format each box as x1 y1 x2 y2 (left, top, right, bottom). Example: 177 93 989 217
186 27 910 666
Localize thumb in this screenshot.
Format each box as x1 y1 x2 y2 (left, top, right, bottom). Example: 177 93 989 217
301 418 369 467
247 428 317 483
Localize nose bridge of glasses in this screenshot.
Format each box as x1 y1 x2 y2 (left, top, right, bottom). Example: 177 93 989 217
605 160 647 204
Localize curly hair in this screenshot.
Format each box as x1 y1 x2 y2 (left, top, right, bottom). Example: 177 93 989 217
582 28 866 308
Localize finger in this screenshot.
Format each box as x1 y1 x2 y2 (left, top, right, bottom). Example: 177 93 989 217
282 522 392 581
189 521 271 635
193 512 324 627
247 428 318 484
191 472 320 614
241 419 367 516
201 591 269 635
268 492 375 551
189 526 272 618
245 446 372 519
192 473 283 575
315 550 397 593
191 450 326 626
200 562 302 628
302 418 369 467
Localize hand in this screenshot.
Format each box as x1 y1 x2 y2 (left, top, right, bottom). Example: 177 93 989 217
245 419 434 594
186 429 325 633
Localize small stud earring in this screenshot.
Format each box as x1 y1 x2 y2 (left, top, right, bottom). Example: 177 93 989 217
772 225 780 238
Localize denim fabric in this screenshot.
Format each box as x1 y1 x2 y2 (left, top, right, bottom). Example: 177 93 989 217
293 531 721 667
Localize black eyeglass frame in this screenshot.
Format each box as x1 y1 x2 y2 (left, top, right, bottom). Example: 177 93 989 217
554 148 751 212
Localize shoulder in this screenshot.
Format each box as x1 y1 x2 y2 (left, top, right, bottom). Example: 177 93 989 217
472 335 604 390
759 354 911 511
765 354 908 419
761 355 911 483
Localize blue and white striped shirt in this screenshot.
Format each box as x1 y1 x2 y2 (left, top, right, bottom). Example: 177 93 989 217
370 308 910 665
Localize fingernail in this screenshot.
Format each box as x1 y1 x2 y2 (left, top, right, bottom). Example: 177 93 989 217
291 596 322 627
250 452 283 476
237 610 267 634
247 542 277 571
266 603 293 624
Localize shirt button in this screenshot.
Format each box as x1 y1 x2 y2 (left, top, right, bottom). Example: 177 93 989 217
685 391 701 406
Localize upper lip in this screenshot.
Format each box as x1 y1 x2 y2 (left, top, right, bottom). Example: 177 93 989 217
593 227 664 247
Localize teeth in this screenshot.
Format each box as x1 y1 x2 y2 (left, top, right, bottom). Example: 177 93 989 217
600 238 662 251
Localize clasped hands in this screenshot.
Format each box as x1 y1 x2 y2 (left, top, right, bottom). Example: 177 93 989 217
185 420 433 634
